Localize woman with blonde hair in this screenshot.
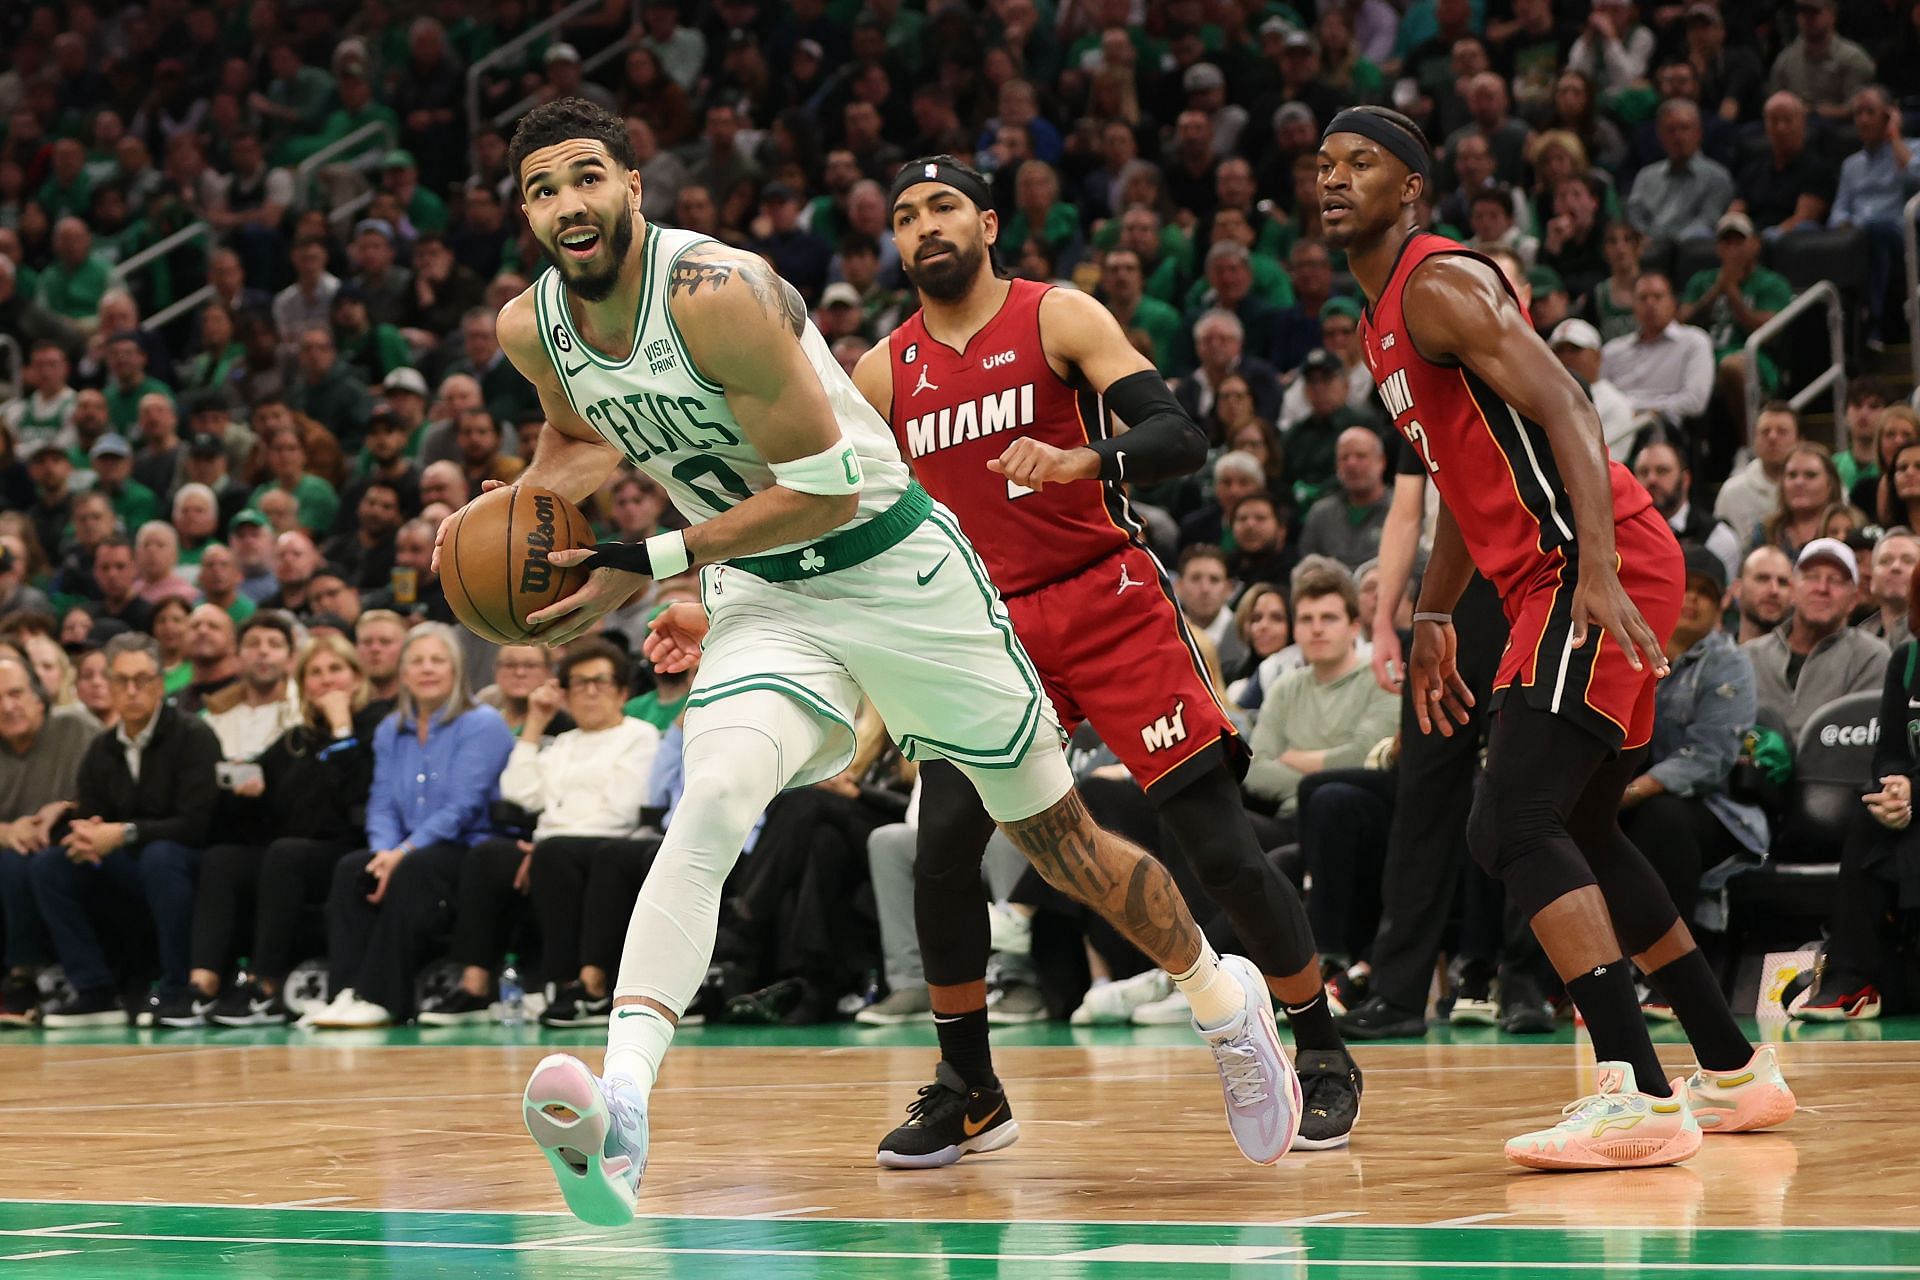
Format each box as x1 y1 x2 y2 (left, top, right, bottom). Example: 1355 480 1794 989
304 624 515 1027
197 635 390 1026
1754 443 1843 559
1859 405 1920 517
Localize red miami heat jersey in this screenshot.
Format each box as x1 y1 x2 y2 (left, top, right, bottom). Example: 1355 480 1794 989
1361 233 1652 601
887 279 1139 595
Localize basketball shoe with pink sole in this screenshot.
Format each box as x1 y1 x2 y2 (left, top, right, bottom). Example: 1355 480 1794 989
1505 1062 1701 1171
1683 1046 1797 1133
523 1053 650 1225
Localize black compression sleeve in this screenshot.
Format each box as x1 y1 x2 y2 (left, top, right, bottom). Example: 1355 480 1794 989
1083 369 1209 486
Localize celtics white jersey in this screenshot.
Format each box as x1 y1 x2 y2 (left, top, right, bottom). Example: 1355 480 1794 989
532 223 909 552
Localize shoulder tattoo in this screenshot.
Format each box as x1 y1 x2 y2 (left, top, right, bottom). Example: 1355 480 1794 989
668 249 808 338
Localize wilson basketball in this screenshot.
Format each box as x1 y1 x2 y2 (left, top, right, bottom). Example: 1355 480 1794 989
440 483 596 644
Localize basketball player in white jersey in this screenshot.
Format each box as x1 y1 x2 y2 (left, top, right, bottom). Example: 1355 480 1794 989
438 99 1299 1225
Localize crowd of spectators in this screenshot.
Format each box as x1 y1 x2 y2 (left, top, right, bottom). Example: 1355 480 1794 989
4 0 1920 1029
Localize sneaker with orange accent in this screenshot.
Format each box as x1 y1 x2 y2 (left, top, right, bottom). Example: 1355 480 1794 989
1505 1062 1701 1171
1791 982 1881 1022
1684 1046 1796 1132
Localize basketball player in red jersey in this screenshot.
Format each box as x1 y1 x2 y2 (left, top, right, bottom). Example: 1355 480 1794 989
849 156 1361 1168
1320 107 1794 1170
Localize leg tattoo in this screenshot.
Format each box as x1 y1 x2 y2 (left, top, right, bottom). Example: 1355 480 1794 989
1002 791 1202 970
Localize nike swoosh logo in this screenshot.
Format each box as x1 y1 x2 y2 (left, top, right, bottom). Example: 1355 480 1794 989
564 359 590 377
916 554 950 586
614 1007 655 1019
963 1101 1004 1136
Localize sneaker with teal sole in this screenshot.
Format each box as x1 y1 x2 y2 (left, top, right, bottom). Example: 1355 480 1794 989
524 1053 650 1226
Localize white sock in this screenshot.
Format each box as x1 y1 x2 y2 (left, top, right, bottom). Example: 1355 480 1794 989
605 1004 677 1102
1170 942 1245 1029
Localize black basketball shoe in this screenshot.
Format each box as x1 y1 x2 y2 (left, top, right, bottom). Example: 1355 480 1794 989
1292 1049 1363 1150
875 1062 1019 1169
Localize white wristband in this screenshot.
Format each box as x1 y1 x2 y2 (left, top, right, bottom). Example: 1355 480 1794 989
1412 612 1452 625
645 529 692 580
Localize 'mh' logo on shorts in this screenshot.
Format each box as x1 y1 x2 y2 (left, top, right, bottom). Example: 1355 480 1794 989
1140 700 1188 753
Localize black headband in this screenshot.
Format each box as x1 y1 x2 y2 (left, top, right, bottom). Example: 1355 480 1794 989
889 159 992 214
1322 109 1429 181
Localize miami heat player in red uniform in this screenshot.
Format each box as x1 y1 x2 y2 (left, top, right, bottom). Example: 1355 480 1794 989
851 157 1360 1168
1321 107 1793 1171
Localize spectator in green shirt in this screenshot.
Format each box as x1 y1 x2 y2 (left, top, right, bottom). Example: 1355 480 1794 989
249 427 341 537
101 333 174 432
1099 246 1187 376
87 434 162 533
1680 211 1795 423
286 328 373 449
35 139 94 221
1002 161 1084 273
35 218 113 323
278 59 400 168
257 41 339 162
329 285 413 385
380 150 449 235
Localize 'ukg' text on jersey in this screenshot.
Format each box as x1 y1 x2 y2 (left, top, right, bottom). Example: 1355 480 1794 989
902 384 1036 459
584 392 741 466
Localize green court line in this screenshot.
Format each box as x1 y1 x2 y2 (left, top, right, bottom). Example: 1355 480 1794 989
0 1202 1916 1279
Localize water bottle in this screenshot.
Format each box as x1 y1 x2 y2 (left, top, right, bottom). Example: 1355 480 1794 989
499 953 525 1027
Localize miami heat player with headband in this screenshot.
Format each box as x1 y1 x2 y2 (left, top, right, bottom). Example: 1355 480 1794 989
1319 105 1794 1170
848 155 1363 1170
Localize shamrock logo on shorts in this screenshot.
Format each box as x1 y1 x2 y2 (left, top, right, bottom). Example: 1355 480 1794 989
800 548 826 573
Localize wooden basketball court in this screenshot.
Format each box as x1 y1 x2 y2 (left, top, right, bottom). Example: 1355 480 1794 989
1 1019 1915 1276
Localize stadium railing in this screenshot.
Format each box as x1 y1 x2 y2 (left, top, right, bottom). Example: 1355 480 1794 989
1744 279 1846 449
294 120 397 211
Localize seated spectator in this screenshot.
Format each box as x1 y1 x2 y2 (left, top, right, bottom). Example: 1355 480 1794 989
1600 273 1714 430
202 615 301 769
423 640 662 1026
1835 381 1888 495
287 329 372 450
1625 99 1733 240
455 409 525 496
479 644 573 738
1751 442 1844 560
1828 86 1920 350
1226 493 1298 594
1224 582 1294 710
1733 92 1835 237
1742 538 1889 740
324 475 404 590
193 545 256 629
1680 213 1792 429
1175 310 1283 437
1223 412 1288 500
1864 410 1920 523
90 432 162 534
335 408 424 534
1634 438 1742 582
35 218 112 325
132 393 184 500
172 483 224 569
226 512 280 604
151 598 193 696
1178 451 1267 550
1281 350 1373 513
133 522 196 605
33 634 220 1028
303 624 515 1028
1768 0 1875 124
1174 545 1249 676
1549 318 1638 460
194 637 386 1026
85 535 156 634
329 286 412 388
345 221 413 333
355 611 407 708
1794 598 1920 1021
1299 427 1391 570
362 518 453 624
1715 402 1801 544
749 182 833 303
249 429 340 538
1538 172 1611 309
1858 529 1920 647
273 237 341 351
1617 546 1768 922
1099 247 1184 377
0 540 49 619
1278 299 1376 432
1565 0 1655 103
1733 545 1794 643
450 308 540 431
173 604 242 715
1467 186 1539 267
262 531 323 615
0 652 96 1026
1243 565 1398 826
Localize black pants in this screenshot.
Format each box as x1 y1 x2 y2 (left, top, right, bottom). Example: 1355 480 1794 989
193 838 352 981
1825 807 1914 994
326 841 465 1019
729 789 884 989
1367 573 1508 1011
1298 768 1396 961
527 835 662 979
447 837 536 980
1619 792 1744 926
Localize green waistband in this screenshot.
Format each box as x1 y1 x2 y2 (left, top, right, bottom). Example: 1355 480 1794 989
726 482 932 582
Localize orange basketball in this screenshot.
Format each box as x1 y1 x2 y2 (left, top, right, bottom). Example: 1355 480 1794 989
440 483 596 644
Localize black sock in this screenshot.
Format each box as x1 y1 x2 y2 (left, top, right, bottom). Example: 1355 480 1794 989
1564 960 1671 1097
1281 989 1346 1053
935 1007 996 1089
1644 948 1752 1072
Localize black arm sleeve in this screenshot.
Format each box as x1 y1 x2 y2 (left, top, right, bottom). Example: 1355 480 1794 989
1083 370 1210 486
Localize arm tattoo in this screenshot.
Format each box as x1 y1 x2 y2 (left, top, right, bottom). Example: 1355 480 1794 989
1002 790 1201 969
667 250 809 338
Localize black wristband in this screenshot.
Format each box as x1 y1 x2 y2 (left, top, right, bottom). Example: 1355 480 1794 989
580 541 653 575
